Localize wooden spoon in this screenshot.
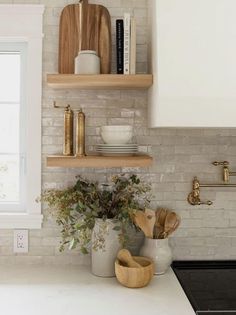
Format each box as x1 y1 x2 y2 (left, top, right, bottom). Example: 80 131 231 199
166 216 181 237
117 249 142 268
160 212 179 239
155 208 169 238
134 210 153 238
156 208 169 227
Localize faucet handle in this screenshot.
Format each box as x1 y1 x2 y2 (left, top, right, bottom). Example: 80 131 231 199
212 161 229 166
188 192 213 206
198 200 213 206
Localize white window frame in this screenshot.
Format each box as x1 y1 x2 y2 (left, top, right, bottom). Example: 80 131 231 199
0 5 44 229
0 42 27 213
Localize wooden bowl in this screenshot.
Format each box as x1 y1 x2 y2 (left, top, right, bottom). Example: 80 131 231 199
115 256 154 288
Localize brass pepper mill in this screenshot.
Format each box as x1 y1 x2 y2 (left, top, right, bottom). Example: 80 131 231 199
54 102 74 156
75 109 86 157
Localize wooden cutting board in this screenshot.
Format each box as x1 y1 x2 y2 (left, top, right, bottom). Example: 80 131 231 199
59 0 111 74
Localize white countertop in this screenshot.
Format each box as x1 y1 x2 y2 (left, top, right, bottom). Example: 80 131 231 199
0 265 195 315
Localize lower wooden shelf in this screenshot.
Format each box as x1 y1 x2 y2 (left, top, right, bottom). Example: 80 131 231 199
46 154 153 168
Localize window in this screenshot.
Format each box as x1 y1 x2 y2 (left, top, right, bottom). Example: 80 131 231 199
0 43 26 212
0 5 44 228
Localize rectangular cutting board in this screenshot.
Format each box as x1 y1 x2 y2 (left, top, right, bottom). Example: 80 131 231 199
59 0 111 74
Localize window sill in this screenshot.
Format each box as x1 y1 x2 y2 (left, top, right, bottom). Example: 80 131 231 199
0 213 43 229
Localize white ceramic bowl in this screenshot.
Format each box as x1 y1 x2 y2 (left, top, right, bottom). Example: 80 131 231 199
101 125 133 132
101 130 133 144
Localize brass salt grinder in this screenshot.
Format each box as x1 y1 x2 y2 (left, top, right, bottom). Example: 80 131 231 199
75 109 86 157
54 102 74 156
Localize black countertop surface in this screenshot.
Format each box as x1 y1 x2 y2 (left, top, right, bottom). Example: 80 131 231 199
172 261 236 314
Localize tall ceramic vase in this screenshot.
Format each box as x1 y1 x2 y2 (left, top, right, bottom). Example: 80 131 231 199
140 238 172 275
91 219 122 277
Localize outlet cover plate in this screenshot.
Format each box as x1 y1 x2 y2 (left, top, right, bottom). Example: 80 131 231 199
14 229 29 253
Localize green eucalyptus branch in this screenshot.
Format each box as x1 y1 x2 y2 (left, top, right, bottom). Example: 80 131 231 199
39 174 152 254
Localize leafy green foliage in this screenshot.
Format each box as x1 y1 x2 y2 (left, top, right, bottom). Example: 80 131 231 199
39 174 151 254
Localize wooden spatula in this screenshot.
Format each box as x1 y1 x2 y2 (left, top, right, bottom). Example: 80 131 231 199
145 208 156 238
134 211 153 239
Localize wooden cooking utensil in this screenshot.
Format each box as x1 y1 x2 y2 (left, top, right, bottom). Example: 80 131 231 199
59 0 112 74
145 208 156 239
134 211 153 239
155 208 169 238
117 249 142 268
156 208 169 227
166 217 181 237
161 212 180 239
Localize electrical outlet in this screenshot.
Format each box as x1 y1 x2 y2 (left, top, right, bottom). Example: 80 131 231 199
14 230 29 253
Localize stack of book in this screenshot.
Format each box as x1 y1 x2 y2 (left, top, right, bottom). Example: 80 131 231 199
116 13 136 75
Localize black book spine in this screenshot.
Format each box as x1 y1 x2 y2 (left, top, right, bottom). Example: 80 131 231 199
116 19 124 74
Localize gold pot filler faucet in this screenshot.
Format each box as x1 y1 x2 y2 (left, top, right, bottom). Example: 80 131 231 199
187 161 236 206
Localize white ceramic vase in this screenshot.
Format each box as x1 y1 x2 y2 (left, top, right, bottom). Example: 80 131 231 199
140 238 172 275
74 50 100 74
91 218 122 277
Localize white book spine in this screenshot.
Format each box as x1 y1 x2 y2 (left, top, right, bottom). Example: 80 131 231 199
124 13 131 75
130 17 136 74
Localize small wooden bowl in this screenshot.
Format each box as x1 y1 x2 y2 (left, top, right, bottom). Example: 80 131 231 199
115 256 154 288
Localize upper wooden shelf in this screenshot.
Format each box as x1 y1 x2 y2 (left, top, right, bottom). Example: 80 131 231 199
47 154 153 168
47 74 153 90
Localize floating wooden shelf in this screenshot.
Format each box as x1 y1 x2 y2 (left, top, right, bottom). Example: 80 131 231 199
47 154 153 168
47 74 153 90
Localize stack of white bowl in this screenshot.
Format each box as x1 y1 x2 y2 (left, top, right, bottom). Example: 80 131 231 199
96 126 138 156
101 125 133 144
